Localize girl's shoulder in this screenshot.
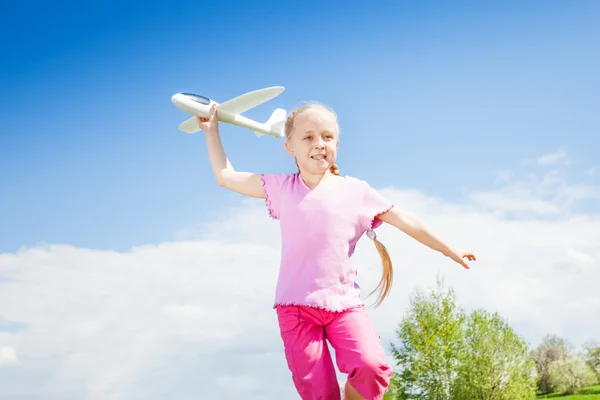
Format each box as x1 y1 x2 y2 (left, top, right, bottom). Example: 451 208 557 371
340 174 371 189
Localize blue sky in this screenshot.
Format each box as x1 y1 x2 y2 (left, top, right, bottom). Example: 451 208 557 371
1 0 598 253
2 2 600 398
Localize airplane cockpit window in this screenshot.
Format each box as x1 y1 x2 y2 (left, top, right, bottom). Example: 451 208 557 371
182 93 211 105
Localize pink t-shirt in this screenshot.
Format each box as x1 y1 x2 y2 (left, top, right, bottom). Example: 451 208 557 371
261 172 394 312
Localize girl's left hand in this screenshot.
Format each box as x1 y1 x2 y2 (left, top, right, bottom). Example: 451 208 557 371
445 247 476 269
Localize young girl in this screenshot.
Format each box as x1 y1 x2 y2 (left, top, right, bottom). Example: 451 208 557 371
195 102 475 400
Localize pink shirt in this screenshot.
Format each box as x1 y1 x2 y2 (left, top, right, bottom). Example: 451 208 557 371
261 172 394 312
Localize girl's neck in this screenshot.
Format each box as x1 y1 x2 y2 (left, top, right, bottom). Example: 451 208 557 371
299 169 332 190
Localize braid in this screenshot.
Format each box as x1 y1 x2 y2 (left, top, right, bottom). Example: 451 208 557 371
329 163 340 176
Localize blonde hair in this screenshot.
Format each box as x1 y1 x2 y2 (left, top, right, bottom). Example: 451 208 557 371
284 103 393 308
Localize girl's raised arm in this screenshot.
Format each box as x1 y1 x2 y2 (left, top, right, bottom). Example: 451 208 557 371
197 105 265 199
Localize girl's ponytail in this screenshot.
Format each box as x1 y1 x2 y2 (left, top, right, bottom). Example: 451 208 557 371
366 229 393 308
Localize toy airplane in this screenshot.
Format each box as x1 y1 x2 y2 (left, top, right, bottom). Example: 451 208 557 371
171 86 287 139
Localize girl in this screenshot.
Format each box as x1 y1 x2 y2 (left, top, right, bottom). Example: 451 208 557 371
195 102 475 400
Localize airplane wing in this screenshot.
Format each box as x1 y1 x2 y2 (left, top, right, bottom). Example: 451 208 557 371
178 117 200 133
217 86 285 115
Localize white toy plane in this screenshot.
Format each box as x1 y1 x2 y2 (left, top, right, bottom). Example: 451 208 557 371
171 86 287 139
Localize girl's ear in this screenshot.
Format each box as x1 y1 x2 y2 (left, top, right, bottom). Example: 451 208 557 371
285 140 294 156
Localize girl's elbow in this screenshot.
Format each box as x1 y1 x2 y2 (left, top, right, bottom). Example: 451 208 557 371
214 169 233 187
214 174 227 188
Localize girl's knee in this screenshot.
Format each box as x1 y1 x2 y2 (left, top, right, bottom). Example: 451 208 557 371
351 355 392 380
347 357 393 399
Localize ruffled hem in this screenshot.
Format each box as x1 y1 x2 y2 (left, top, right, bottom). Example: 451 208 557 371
260 173 277 220
273 302 364 313
369 204 394 230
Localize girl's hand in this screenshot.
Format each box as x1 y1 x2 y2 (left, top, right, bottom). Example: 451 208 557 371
445 247 476 269
196 104 219 134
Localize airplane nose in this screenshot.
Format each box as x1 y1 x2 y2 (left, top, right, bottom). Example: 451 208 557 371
171 93 184 106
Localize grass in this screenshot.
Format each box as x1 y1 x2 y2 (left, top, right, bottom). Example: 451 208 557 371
536 385 600 400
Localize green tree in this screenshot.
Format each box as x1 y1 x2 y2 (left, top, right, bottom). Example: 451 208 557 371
531 334 572 393
450 309 537 400
548 356 598 394
387 277 537 400
582 340 600 382
389 277 466 400
383 375 404 400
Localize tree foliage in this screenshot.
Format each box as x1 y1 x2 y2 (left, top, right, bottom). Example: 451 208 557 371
389 278 465 399
450 309 537 400
387 277 536 400
531 334 573 393
548 356 598 394
582 340 600 382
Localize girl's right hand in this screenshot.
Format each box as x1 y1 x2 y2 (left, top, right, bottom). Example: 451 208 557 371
196 104 219 134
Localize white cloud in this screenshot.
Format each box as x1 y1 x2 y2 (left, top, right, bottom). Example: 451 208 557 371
0 346 17 366
468 151 600 217
537 149 568 166
0 150 599 399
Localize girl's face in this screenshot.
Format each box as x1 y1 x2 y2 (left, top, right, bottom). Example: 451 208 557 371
285 107 339 175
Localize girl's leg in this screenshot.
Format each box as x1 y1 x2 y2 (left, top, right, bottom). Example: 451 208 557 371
325 306 393 400
276 306 341 400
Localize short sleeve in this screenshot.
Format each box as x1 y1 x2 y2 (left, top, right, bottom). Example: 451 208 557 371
260 173 289 219
360 181 394 231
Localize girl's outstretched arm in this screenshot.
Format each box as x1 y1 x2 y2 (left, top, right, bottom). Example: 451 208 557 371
377 207 476 269
196 105 265 199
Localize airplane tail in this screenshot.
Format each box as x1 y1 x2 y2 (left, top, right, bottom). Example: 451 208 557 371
256 108 287 137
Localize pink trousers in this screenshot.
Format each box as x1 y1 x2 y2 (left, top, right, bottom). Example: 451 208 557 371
275 305 393 400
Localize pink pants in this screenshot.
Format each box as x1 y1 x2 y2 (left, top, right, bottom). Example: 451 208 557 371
275 305 393 400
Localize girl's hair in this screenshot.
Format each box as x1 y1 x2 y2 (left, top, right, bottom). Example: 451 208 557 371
284 103 394 308
365 229 393 308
